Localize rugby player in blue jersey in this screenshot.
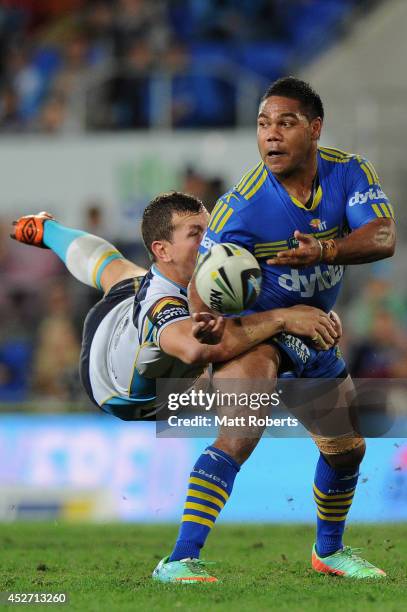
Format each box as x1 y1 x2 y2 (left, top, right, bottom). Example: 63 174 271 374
153 78 395 582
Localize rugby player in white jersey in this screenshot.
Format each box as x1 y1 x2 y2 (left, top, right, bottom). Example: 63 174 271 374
11 192 338 421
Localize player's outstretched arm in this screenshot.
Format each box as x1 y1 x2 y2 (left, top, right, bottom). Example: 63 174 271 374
11 213 146 293
160 304 339 366
267 219 395 268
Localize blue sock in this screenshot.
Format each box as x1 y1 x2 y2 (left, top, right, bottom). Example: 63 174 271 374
314 453 359 557
169 446 240 561
43 221 86 264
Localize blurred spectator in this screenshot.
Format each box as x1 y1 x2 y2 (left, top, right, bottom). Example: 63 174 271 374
83 199 110 237
52 33 90 96
349 308 407 378
36 93 68 133
0 217 67 348
113 0 170 57
180 166 225 213
0 86 23 132
4 45 45 123
162 41 235 127
31 281 82 400
0 217 65 293
205 176 226 212
0 339 32 402
181 166 208 202
83 0 115 62
107 38 155 129
345 262 407 340
178 0 287 42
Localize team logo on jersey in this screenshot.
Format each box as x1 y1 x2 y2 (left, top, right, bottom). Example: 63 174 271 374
148 297 189 330
310 218 327 231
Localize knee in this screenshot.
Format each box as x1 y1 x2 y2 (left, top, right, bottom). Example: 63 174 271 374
214 436 260 465
323 438 366 471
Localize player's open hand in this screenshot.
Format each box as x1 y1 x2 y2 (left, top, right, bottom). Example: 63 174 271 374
192 312 225 345
266 230 322 268
283 304 339 350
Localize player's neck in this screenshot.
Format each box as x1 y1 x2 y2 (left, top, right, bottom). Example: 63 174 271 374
278 154 318 206
154 262 188 289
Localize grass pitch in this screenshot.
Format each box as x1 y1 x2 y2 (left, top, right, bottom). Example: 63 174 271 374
0 523 405 611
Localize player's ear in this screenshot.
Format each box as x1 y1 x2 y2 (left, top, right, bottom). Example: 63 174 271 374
151 240 172 263
310 117 322 141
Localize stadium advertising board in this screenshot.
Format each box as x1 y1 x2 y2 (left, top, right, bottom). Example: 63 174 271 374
0 415 405 523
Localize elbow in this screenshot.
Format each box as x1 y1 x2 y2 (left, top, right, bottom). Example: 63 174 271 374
380 237 396 259
209 346 229 364
385 244 396 258
387 238 396 257
376 221 396 259
181 344 227 366
180 346 205 366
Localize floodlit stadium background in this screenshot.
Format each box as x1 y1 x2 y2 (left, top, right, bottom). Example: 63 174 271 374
0 0 406 523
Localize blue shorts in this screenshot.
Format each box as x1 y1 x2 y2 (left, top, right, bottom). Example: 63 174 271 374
273 333 347 379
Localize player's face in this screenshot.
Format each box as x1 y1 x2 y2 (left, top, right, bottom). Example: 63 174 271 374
257 96 322 178
168 210 209 283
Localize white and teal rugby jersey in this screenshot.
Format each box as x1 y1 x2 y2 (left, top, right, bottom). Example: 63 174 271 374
80 265 203 419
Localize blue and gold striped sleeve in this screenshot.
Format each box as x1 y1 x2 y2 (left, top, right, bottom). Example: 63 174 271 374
197 191 253 265
346 156 395 230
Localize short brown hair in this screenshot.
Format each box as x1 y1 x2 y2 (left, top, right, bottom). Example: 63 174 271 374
142 191 205 260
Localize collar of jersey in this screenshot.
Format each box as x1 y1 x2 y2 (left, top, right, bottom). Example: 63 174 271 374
267 163 323 212
151 264 188 295
289 183 322 211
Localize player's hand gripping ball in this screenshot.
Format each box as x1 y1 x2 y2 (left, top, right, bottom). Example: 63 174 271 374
195 243 262 314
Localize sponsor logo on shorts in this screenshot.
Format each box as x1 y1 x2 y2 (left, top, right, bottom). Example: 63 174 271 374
349 187 386 206
278 265 344 298
280 333 310 364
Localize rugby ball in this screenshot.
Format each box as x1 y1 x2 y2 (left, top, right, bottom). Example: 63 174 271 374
195 243 262 314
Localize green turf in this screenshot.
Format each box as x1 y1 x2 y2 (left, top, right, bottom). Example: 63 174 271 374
0 523 405 611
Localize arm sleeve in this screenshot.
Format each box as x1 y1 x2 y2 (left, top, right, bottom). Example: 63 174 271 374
345 157 395 230
145 296 190 346
197 192 254 266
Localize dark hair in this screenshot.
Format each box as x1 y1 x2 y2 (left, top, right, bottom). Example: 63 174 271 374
142 191 205 260
261 76 324 121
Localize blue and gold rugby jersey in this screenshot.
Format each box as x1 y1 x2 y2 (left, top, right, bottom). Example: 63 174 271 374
198 147 395 313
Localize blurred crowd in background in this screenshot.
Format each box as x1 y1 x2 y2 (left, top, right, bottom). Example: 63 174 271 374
0 0 375 132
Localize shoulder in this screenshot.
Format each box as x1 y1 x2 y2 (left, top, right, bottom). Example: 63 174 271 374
134 268 189 330
319 146 379 179
233 161 269 203
146 295 189 329
209 161 269 225
318 146 356 163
